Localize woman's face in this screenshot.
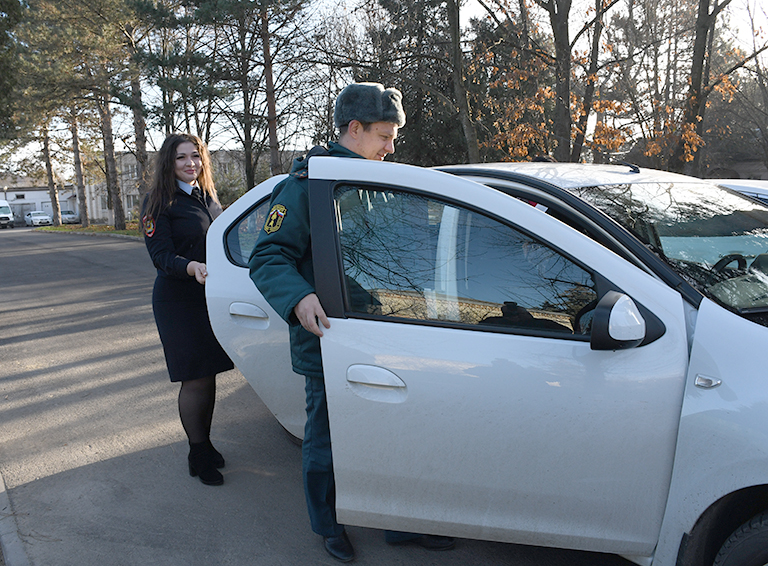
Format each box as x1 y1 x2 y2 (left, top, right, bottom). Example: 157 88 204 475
174 141 202 185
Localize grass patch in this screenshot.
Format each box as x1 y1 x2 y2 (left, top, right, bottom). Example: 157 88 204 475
39 221 142 238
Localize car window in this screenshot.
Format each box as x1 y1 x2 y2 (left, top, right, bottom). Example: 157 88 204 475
335 186 598 336
224 198 270 267
568 182 768 318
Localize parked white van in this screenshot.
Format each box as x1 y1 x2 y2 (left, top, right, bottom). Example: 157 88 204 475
0 199 15 228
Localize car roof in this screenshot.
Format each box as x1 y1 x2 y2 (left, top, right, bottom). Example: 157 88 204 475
437 162 705 189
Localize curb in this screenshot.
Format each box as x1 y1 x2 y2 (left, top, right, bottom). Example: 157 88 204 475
31 228 142 241
0 472 30 566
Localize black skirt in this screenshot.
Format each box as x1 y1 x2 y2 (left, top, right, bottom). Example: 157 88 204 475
152 275 234 382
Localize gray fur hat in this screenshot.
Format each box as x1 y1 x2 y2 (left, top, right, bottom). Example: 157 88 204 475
334 82 406 128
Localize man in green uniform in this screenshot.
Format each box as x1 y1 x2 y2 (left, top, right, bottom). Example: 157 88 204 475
249 83 455 562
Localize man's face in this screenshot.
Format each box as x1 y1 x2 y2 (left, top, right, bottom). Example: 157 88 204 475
345 121 399 161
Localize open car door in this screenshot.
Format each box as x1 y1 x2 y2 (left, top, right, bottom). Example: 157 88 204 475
309 157 689 557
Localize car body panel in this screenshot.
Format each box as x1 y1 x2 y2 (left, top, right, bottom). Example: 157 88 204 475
307 158 689 556
205 175 305 438
654 297 768 565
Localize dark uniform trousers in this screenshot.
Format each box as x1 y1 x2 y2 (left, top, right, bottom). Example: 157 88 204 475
303 374 344 537
303 373 420 544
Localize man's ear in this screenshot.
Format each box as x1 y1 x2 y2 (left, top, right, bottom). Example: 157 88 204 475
347 120 362 138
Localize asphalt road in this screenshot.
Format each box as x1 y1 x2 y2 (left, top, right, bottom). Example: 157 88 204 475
0 228 633 566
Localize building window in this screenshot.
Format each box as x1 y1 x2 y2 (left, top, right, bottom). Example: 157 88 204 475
125 194 140 210
15 194 24 199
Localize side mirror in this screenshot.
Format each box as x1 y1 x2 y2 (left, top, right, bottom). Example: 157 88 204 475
591 291 646 350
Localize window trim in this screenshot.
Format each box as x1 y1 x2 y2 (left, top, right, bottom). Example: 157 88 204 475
317 179 606 341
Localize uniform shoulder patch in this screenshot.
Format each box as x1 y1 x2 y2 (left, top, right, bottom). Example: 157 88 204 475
143 215 155 238
264 204 287 234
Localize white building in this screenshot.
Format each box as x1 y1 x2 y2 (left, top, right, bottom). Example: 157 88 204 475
0 178 78 224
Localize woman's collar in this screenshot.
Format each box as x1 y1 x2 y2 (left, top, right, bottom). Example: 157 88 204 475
176 179 197 195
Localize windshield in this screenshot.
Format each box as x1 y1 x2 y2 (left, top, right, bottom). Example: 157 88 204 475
570 182 768 315
0 206 10 214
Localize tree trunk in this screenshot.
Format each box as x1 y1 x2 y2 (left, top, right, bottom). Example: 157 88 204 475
671 0 732 172
42 125 61 227
130 71 150 200
69 116 89 228
261 10 281 176
124 24 150 199
571 0 604 162
547 0 572 162
97 94 126 230
238 14 256 191
446 0 480 163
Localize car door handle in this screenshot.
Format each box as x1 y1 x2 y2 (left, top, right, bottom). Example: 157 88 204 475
347 365 406 388
345 365 408 404
228 302 270 330
229 302 268 319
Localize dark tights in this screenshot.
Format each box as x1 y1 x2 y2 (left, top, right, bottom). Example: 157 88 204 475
178 376 216 444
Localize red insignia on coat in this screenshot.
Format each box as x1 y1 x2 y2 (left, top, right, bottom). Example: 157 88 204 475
143 215 155 237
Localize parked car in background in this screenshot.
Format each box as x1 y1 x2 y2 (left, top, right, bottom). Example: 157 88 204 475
60 210 80 224
24 210 52 226
714 179 768 205
206 160 768 566
0 199 14 228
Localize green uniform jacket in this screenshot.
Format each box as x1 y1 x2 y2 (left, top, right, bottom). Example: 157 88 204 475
248 142 362 378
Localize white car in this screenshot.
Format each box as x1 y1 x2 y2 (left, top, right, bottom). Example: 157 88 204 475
60 209 80 224
24 210 52 226
714 179 768 206
206 160 768 566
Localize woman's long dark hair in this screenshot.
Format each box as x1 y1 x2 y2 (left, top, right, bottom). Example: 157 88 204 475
142 133 218 228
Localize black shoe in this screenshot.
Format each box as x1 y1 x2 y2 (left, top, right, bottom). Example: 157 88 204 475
206 440 225 469
324 531 355 562
188 442 224 486
388 534 455 551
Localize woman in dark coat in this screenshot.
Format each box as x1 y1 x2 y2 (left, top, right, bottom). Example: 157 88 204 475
142 133 233 486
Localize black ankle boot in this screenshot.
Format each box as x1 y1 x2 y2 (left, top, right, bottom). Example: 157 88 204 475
188 442 224 486
205 440 225 469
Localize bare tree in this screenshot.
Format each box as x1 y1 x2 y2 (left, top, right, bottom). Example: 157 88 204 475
68 112 90 227
42 123 62 226
671 0 768 172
